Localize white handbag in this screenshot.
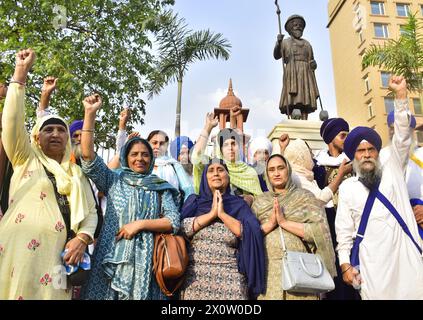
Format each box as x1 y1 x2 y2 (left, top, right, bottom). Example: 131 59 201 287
280 228 335 294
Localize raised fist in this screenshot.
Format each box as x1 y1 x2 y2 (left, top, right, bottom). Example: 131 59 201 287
127 131 140 140
205 112 219 131
278 133 290 153
15 49 36 71
42 76 58 95
277 34 284 42
388 75 407 99
230 105 242 118
83 94 102 113
119 108 131 124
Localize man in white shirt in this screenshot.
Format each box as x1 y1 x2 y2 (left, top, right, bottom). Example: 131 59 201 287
336 75 423 300
380 110 422 239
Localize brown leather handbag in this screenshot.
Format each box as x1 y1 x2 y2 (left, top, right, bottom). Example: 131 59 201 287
153 233 189 297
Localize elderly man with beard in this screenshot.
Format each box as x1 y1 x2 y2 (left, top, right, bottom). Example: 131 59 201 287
335 76 423 300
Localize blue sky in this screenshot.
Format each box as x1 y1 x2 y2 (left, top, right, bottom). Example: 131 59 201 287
135 0 337 140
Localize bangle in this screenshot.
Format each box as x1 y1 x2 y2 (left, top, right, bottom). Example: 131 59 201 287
76 234 90 246
10 78 26 86
195 217 204 229
82 129 94 132
342 265 352 275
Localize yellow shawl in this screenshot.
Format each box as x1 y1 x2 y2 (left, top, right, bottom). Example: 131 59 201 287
31 115 92 232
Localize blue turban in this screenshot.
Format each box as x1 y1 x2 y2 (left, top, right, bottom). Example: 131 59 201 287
320 118 350 144
387 111 416 128
169 136 194 160
344 126 382 160
69 120 84 137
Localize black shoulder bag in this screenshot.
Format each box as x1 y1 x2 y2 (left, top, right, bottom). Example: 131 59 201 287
43 165 90 286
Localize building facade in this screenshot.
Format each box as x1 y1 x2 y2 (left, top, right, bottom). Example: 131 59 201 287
328 0 423 146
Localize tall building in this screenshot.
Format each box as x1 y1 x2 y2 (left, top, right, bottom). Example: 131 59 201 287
327 0 423 146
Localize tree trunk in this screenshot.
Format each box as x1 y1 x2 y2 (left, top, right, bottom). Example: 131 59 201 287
175 79 183 137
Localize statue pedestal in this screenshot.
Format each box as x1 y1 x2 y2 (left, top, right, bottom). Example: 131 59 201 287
267 120 325 155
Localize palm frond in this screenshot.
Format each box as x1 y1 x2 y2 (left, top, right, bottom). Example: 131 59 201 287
150 11 231 96
182 30 231 65
362 13 423 93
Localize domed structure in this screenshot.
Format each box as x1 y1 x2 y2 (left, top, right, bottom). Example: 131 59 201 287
212 78 251 159
219 79 242 109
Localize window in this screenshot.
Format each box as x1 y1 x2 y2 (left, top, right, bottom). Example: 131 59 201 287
384 97 395 113
396 3 410 17
374 23 389 38
414 98 422 115
421 5 423 16
381 72 391 87
364 76 370 92
368 103 374 119
417 132 423 144
371 1 385 15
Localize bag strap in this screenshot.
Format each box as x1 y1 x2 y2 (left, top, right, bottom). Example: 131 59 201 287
350 185 379 268
351 181 422 267
279 227 287 253
42 165 73 240
279 225 312 254
87 182 103 239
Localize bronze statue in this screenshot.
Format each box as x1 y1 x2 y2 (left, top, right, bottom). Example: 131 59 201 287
274 15 320 120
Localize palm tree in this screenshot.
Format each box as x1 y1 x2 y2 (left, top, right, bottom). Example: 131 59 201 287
148 11 231 137
362 13 423 95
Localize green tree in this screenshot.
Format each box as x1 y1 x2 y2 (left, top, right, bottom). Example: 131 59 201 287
362 13 423 95
0 0 174 149
148 11 231 137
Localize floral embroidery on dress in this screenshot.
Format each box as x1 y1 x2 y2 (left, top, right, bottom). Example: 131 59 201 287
27 239 40 251
9 198 14 205
40 273 52 286
0 244 4 257
17 296 24 300
40 192 47 200
11 267 14 278
15 213 25 224
55 221 65 232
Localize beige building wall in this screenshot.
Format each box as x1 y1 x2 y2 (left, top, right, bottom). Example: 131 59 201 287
328 0 423 147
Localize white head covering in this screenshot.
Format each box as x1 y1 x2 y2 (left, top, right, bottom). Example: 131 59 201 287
284 138 315 182
31 114 93 232
248 137 273 165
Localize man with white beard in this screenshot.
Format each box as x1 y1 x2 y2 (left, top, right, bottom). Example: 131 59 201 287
335 75 423 300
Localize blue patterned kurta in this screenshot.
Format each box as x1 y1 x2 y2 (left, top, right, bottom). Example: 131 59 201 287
80 155 180 300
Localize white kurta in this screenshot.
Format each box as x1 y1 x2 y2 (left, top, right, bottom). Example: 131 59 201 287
407 147 423 201
314 150 349 209
335 99 423 300
291 172 333 206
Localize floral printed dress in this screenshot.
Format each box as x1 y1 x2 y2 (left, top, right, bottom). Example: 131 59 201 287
180 218 248 300
0 163 71 300
0 83 97 300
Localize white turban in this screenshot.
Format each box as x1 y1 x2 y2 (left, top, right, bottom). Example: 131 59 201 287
248 137 273 164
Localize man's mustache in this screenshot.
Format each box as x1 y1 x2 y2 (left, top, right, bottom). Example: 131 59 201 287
360 158 376 165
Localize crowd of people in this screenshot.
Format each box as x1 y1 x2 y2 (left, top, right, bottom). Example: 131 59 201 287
0 48 422 300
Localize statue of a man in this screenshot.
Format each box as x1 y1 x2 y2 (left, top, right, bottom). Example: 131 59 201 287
274 15 319 120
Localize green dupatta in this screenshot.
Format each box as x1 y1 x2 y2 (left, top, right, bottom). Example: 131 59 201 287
252 155 337 277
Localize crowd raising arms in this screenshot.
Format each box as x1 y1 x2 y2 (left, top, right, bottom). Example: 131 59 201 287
0 48 422 301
